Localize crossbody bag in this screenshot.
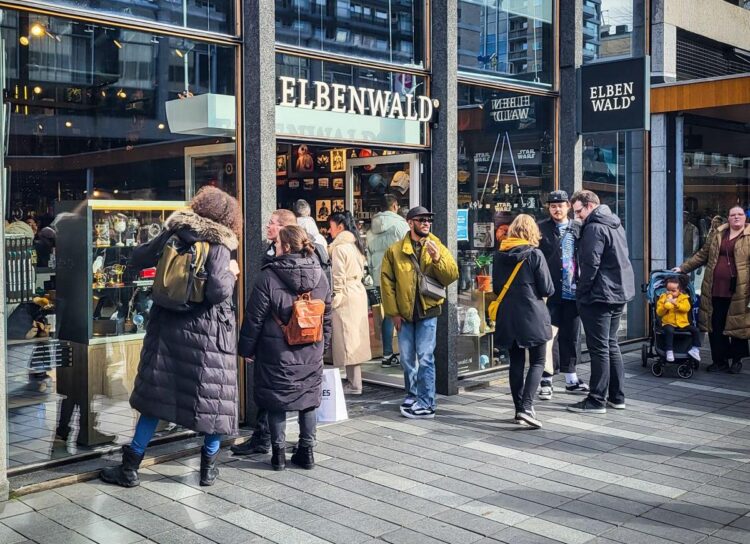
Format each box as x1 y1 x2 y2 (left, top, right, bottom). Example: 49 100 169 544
409 253 447 301
487 260 525 321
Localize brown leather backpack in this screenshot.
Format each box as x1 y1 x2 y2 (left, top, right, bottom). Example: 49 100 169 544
273 292 325 345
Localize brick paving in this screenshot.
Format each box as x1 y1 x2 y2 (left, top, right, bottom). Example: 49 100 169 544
2 349 750 544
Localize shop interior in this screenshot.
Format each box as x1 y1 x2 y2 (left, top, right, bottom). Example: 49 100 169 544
275 141 422 387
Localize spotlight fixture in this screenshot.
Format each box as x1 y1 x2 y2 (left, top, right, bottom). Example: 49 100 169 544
33 86 42 95
30 23 45 37
19 36 29 46
157 123 165 130
175 49 184 58
101 90 107 97
65 121 73 128
113 189 119 194
113 39 122 49
117 89 127 99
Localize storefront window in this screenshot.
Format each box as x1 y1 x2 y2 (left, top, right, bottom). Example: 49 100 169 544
28 0 236 35
456 84 554 375
582 0 634 64
1 8 238 470
275 0 424 68
458 0 554 88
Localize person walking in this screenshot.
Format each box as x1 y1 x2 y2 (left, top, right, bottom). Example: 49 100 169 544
238 225 332 470
328 211 372 395
493 215 554 428
381 206 458 419
677 205 749 373
567 190 634 414
366 194 410 368
100 187 241 488
537 190 588 400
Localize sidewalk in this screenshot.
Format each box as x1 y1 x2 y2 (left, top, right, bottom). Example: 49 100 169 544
2 349 750 544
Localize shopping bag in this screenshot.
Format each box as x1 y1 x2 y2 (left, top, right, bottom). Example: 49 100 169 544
317 368 348 423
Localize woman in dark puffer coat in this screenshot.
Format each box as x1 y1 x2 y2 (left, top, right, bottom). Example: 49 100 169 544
101 187 241 488
239 225 332 471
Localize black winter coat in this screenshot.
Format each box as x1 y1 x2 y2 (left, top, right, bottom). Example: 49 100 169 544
238 253 332 412
129 211 239 436
492 245 555 349
538 217 580 307
575 205 635 306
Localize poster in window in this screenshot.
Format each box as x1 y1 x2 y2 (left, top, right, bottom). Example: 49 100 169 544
473 222 494 249
288 179 300 189
330 149 346 172
316 200 331 221
332 177 344 190
276 154 287 177
318 177 329 188
331 199 345 214
294 144 314 173
303 178 315 191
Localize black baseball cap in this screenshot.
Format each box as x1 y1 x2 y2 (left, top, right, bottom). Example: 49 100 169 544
406 206 434 220
547 190 569 204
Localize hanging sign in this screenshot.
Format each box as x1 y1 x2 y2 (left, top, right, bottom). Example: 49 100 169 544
278 76 436 122
578 57 650 133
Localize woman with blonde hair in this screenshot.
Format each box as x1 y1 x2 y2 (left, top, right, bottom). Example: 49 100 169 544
492 214 554 428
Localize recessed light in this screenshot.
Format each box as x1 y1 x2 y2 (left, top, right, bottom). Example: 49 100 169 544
157 123 165 130
30 23 45 37
113 39 122 49
65 121 73 128
19 36 29 46
33 86 42 95
117 89 127 99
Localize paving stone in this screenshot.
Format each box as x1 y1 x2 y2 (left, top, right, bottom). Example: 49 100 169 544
39 501 107 529
177 493 243 518
492 526 565 544
75 519 143 544
292 517 372 544
515 517 596 544
481 491 557 515
603 525 687 544
558 499 635 526
105 486 175 509
18 490 69 511
578 491 655 516
189 518 263 544
0 522 27 544
380 527 446 544
150 527 215 544
141 479 203 501
0 500 33 520
622 516 706 544
537 507 615 536
642 506 725 534
319 508 400 538
147 502 214 527
73 494 143 520
219 507 295 539
54 484 104 502
434 508 508 537
111 510 180 538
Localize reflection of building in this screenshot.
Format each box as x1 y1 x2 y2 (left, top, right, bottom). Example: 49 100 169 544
600 24 632 59
582 0 602 62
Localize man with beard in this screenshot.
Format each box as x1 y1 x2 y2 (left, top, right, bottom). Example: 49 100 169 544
381 207 458 419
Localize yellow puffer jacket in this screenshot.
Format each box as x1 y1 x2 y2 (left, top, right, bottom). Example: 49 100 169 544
381 233 459 322
656 292 692 328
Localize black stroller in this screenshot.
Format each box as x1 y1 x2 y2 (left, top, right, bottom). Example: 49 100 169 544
641 270 700 379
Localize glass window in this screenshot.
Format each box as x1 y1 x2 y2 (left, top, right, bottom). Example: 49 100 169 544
1 8 238 470
458 0 554 88
456 84 555 375
583 0 634 64
275 0 424 67
32 0 236 35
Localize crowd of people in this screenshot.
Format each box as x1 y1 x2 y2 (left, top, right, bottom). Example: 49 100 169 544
98 186 749 486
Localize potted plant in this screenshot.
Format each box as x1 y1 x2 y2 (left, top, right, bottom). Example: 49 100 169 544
474 254 493 292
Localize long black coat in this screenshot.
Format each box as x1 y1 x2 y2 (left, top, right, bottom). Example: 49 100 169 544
538 217 580 307
238 253 332 412
129 211 239 436
492 245 555 349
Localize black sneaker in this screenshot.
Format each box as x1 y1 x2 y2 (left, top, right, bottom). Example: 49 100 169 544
706 362 729 373
517 409 542 429
399 398 416 416
231 436 271 455
567 399 607 414
381 354 400 368
402 406 435 419
565 381 590 394
539 380 553 401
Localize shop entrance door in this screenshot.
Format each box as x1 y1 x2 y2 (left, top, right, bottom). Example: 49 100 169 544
346 153 421 388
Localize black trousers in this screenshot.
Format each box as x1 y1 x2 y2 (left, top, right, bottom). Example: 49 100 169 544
662 325 701 350
268 408 316 448
579 302 625 408
509 342 546 413
251 408 270 443
548 300 581 374
710 297 750 366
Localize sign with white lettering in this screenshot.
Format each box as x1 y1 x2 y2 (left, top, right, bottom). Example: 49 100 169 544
578 57 650 133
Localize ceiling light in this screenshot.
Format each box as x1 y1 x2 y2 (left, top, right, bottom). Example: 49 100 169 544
157 123 165 130
65 121 73 128
113 39 122 49
33 86 42 95
92 190 101 197
19 36 29 46
30 23 45 37
101 90 107 97
175 49 184 58
113 189 119 194
117 89 127 99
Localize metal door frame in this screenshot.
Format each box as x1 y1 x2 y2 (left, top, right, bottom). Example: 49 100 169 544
345 153 421 212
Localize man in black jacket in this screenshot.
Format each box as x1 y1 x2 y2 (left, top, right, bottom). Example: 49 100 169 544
537 191 588 400
568 190 635 414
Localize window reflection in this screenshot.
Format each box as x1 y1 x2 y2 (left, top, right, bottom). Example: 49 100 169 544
582 0 634 63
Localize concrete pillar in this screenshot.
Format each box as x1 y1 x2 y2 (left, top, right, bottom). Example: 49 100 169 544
650 114 669 271
431 0 459 397
559 0 583 194
242 0 276 423
651 0 677 83
0 173 8 501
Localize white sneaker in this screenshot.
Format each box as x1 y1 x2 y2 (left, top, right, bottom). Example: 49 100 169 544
666 350 675 362
688 347 701 361
539 380 553 401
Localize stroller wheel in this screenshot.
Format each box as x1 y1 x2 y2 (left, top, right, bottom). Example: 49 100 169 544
641 344 649 367
677 364 694 379
652 363 664 377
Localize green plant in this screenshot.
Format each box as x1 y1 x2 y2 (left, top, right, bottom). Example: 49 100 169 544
474 254 493 275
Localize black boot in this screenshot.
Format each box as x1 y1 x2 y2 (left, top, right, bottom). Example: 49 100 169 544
271 445 286 471
230 433 271 455
200 449 220 486
290 444 315 470
728 360 743 374
100 445 143 488
707 361 730 372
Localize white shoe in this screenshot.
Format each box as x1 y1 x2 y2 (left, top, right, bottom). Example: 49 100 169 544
688 347 701 362
666 350 675 362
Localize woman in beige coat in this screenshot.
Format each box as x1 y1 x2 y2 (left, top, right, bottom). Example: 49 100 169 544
328 211 372 394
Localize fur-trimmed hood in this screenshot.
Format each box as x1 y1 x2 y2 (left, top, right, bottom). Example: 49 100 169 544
164 210 238 251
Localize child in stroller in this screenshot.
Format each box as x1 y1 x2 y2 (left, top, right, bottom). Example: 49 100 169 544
642 271 701 378
656 277 701 363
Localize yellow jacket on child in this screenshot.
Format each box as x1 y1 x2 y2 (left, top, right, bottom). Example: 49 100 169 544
656 292 692 328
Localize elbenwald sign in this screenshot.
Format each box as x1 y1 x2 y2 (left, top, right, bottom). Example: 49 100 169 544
578 57 650 133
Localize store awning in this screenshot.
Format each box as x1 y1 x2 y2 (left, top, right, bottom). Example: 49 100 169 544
651 73 750 122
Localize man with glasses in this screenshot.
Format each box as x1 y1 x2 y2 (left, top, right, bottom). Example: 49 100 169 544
537 190 588 401
381 206 458 419
567 190 634 414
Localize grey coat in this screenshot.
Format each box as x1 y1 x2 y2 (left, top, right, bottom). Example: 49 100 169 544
129 210 239 436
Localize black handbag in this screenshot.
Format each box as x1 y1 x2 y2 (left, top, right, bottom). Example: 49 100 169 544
409 254 447 301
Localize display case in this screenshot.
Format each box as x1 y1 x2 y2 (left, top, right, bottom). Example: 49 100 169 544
55 200 186 445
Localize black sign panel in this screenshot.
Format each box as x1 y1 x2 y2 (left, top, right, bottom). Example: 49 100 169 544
578 57 650 134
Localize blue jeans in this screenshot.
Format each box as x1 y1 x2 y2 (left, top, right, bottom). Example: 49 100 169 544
382 316 395 357
130 415 221 456
398 317 438 409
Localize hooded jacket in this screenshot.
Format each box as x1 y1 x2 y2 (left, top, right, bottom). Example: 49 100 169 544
492 240 554 348
366 211 409 288
129 210 239 436
575 205 635 306
238 253 332 412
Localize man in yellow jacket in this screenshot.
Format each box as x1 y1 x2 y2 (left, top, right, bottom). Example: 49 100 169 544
381 206 458 419
656 277 701 363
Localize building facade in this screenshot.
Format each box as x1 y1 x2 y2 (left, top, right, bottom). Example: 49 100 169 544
1 0 747 494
